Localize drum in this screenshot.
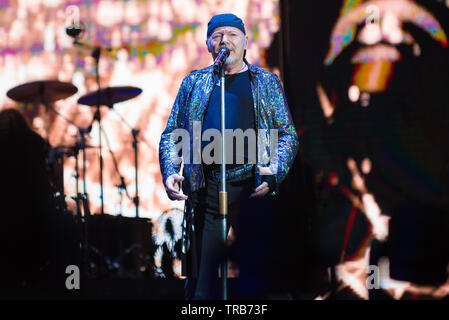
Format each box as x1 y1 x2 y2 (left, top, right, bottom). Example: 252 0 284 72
86 214 156 279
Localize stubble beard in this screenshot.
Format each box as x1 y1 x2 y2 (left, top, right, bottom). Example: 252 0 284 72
225 54 236 66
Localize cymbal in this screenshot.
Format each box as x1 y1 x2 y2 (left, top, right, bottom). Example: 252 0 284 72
7 80 78 103
77 86 142 107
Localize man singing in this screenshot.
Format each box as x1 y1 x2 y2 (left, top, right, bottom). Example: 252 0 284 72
159 13 299 299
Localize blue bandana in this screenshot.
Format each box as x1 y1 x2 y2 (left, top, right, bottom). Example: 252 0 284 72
207 14 246 38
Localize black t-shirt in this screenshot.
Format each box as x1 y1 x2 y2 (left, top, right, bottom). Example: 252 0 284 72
201 70 255 169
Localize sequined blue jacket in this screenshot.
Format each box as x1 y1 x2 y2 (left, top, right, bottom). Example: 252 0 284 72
159 63 299 195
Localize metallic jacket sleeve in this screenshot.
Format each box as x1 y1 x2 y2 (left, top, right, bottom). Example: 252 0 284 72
158 76 189 186
267 73 299 187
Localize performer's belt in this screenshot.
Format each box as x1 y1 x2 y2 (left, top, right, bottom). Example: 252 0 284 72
204 163 254 182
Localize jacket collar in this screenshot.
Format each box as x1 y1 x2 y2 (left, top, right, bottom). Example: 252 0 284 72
206 59 261 83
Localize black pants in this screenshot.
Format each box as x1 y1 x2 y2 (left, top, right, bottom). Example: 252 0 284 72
185 170 276 300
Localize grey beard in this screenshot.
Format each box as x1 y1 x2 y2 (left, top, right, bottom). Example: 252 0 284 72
224 55 236 66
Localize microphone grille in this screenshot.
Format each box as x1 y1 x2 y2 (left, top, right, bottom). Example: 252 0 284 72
219 46 230 56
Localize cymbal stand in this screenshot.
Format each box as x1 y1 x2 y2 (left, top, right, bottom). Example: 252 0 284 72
55 149 66 213
92 46 105 215
42 100 92 275
70 32 105 215
47 143 66 214
73 142 81 220
77 127 92 276
42 100 91 214
110 109 145 217
99 124 131 213
107 109 146 277
70 139 90 276
132 128 139 218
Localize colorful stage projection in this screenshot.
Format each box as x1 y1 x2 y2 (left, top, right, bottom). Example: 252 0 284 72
0 0 281 220
313 0 449 299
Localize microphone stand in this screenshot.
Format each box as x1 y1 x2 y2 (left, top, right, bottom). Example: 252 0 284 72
219 66 228 300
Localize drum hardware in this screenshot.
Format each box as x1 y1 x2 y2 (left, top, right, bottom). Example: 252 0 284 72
99 123 131 216
6 80 78 104
109 108 146 218
6 79 96 277
78 86 143 217
6 80 80 213
6 80 78 130
6 33 148 279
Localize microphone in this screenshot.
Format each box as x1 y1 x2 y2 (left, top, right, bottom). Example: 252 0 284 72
65 22 85 39
213 46 230 74
66 22 113 57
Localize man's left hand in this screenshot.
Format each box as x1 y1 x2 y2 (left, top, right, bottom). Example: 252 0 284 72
249 166 273 198
250 181 270 198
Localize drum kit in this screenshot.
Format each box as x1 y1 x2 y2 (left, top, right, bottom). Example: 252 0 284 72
3 23 163 281
6 79 147 278
6 80 143 218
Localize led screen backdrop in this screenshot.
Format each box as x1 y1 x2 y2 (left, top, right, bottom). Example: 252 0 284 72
280 0 449 299
0 0 281 219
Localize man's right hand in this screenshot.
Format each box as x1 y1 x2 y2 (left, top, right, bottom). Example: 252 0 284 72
165 174 188 201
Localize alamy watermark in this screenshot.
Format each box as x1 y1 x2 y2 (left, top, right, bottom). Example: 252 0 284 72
65 5 81 30
366 265 380 290
365 4 380 26
65 265 80 290
170 121 279 174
